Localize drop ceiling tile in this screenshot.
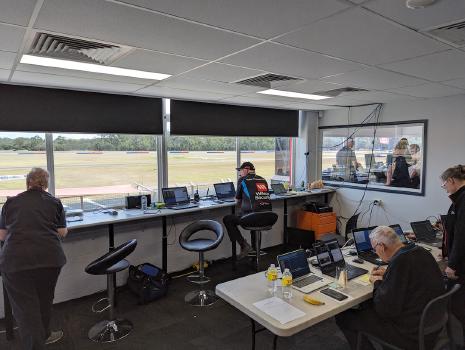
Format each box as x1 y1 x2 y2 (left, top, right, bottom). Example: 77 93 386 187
0 23 26 52
321 67 427 90
35 0 260 60
179 63 264 83
218 95 298 109
0 0 36 26
221 42 364 80
380 50 465 82
11 71 147 93
286 102 341 110
387 83 465 98
0 68 10 81
276 7 448 65
118 0 350 39
112 49 206 75
15 63 163 85
0 51 17 70
136 85 233 101
156 77 262 94
442 77 465 89
340 90 421 103
276 79 345 94
365 0 465 31
312 96 366 106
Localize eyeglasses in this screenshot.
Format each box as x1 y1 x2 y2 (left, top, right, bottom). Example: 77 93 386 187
373 242 383 250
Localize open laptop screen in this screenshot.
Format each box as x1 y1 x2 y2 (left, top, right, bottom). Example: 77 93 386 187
353 227 375 253
327 240 344 263
271 183 286 195
214 182 235 200
389 224 407 243
162 187 190 206
277 249 310 279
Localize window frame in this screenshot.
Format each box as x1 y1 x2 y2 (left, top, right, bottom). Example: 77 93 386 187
318 119 428 196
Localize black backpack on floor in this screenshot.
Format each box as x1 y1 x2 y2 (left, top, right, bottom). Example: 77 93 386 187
127 263 168 304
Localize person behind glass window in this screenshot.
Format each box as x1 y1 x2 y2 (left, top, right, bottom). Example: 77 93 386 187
409 144 421 189
335 138 360 181
386 138 411 188
440 165 465 332
0 167 68 350
336 226 444 350
223 162 271 260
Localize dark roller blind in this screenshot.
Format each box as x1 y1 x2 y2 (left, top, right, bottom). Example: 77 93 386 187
0 84 163 134
170 100 299 137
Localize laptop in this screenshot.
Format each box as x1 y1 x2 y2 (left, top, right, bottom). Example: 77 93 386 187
317 240 368 280
410 220 442 245
352 227 387 265
389 224 408 244
277 249 331 293
271 183 296 197
161 187 199 210
213 182 236 202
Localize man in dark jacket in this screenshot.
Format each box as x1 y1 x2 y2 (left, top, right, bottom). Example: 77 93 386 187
336 226 444 350
223 162 271 259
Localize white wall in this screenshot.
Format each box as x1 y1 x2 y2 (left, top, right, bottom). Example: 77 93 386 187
319 94 465 233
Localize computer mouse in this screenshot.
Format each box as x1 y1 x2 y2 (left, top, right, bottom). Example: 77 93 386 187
309 258 319 266
352 258 364 264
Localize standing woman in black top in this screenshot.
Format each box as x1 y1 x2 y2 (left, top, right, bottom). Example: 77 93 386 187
440 165 465 330
0 168 68 350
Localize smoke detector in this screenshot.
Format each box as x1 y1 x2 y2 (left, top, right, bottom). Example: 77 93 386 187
406 0 437 9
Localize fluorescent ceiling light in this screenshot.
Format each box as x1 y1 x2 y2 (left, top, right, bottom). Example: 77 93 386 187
257 89 331 100
20 55 171 80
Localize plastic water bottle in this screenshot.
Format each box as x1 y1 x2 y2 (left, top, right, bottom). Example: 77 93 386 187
282 268 293 299
266 264 278 297
141 195 147 211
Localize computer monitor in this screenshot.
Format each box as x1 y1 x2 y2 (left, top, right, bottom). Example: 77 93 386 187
213 182 236 200
389 224 408 243
353 227 376 253
161 187 190 206
365 154 376 169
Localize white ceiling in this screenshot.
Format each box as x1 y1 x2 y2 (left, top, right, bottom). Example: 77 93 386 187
1 0 465 110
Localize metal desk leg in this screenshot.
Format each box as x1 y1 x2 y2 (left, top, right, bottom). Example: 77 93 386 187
108 224 117 297
3 282 14 340
283 199 288 248
162 216 167 272
231 206 237 271
250 318 278 350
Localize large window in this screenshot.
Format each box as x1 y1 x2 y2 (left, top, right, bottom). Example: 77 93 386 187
320 120 426 195
240 137 293 184
167 136 237 194
0 132 47 205
53 134 157 210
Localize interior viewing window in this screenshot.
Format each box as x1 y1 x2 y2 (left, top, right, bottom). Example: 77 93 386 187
320 121 426 195
240 137 293 185
167 136 237 195
53 133 158 210
0 132 47 206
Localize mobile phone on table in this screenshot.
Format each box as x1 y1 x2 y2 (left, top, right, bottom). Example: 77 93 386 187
320 288 348 301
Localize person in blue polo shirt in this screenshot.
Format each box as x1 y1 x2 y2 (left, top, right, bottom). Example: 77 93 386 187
223 162 272 260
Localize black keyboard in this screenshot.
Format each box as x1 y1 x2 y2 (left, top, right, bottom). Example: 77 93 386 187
168 204 199 210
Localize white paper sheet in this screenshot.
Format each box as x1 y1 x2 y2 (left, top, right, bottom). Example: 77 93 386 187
253 297 306 324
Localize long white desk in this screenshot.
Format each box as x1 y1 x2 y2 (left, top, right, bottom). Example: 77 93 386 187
216 245 442 349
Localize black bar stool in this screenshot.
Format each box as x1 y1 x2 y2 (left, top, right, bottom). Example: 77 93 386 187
85 239 137 343
240 212 278 272
179 220 223 306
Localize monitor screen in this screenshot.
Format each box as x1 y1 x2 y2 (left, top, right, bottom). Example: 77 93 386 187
271 183 286 195
353 228 374 252
214 182 235 199
162 187 190 206
277 250 310 279
389 224 407 243
317 251 332 268
326 240 344 263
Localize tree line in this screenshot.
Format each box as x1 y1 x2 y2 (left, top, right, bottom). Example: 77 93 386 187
0 135 277 151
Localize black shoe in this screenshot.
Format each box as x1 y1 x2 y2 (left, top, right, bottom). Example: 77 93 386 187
238 244 253 260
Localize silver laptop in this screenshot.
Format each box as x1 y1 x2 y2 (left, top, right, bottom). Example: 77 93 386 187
277 249 331 293
213 182 236 202
271 183 296 197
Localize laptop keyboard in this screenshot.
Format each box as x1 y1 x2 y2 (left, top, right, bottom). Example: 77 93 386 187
294 275 323 288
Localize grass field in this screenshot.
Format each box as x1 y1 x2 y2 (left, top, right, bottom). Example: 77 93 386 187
0 151 277 197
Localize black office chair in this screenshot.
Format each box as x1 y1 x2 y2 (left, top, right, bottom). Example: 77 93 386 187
85 239 137 343
179 220 223 306
240 211 278 272
356 284 461 350
345 213 359 241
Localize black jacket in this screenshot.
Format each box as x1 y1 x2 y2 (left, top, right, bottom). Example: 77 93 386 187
444 185 465 277
373 244 444 344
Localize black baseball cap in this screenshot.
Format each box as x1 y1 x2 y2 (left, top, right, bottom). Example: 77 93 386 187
236 161 255 171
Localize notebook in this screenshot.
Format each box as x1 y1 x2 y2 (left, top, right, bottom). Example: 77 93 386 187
161 187 198 210
271 183 296 197
352 227 387 265
213 182 236 202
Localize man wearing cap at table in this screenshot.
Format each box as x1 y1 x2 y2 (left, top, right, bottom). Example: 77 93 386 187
223 161 272 260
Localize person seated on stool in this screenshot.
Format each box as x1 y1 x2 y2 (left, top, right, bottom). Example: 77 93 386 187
0 167 68 350
335 226 444 350
223 161 272 260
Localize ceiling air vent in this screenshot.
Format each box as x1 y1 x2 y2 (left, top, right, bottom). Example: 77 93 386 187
314 87 368 97
234 73 303 88
426 20 465 47
28 32 132 65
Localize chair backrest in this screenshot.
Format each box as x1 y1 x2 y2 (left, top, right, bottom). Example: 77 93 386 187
85 239 137 275
345 213 359 240
418 283 461 350
179 220 224 249
240 211 278 231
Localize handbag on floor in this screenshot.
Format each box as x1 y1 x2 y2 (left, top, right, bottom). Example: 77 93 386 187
127 263 168 304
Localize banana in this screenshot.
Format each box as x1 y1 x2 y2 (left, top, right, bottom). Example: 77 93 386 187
303 295 325 305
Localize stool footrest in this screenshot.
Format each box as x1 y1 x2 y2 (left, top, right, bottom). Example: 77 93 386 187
88 319 133 343
185 290 218 307
91 297 110 314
